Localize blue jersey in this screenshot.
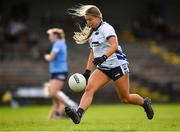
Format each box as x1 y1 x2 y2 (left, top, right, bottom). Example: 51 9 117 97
49 39 68 73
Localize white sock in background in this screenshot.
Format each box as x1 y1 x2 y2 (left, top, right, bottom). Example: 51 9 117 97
58 91 78 109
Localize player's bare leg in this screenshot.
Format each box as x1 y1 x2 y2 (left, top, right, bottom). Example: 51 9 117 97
58 102 66 116
114 74 154 119
48 100 58 119
114 74 144 105
79 69 110 110
48 80 66 118
65 69 110 124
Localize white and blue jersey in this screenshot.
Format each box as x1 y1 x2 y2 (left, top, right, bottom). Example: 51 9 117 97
49 39 68 73
89 21 129 70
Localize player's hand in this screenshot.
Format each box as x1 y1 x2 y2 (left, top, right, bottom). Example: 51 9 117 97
93 55 108 66
44 54 50 61
83 69 91 82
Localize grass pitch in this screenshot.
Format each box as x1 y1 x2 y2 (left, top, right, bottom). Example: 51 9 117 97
0 104 180 131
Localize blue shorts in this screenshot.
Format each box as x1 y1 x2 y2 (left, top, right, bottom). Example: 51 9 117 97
98 64 130 81
50 72 68 81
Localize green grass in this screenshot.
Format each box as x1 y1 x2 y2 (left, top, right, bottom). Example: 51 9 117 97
0 104 180 131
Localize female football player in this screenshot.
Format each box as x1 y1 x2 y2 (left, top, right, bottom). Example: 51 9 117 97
44 28 77 119
65 5 154 124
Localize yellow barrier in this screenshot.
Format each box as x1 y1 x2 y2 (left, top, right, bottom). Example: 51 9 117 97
150 41 180 65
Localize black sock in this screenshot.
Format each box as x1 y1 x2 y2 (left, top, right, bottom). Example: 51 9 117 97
142 99 148 108
77 107 84 118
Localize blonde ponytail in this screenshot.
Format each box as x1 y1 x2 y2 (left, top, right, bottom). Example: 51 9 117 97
73 25 93 44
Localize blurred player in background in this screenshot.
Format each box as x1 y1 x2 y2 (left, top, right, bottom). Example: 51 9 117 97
44 28 77 119
65 5 154 124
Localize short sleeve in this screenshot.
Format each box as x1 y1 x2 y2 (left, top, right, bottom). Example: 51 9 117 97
102 24 116 40
51 42 61 54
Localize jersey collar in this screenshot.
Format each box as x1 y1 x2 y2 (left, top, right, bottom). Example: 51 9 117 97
93 21 103 31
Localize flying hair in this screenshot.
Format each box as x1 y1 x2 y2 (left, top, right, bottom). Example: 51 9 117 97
68 4 102 44
68 5 102 18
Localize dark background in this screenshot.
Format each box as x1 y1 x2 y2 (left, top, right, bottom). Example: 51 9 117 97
0 0 180 106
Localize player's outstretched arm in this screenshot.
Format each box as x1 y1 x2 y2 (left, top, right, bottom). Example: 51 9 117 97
86 49 94 71
83 50 94 81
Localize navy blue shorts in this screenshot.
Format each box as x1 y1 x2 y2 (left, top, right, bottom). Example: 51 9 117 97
98 64 130 81
50 72 68 81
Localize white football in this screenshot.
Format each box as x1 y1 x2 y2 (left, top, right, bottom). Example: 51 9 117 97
68 73 86 92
